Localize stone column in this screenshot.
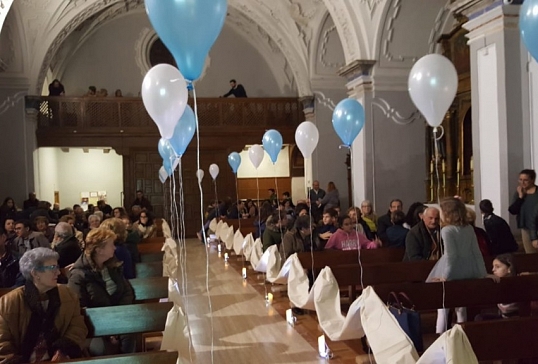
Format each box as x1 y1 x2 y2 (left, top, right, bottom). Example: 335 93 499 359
299 95 315 122
338 60 376 207
459 2 525 222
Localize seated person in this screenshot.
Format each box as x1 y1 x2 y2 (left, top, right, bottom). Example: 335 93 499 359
467 208 490 257
281 215 314 260
386 210 408 248
262 211 287 252
34 216 54 244
100 218 135 279
132 211 172 239
476 254 519 321
281 192 295 210
325 215 379 250
13 220 50 257
51 222 82 272
0 248 87 362
227 200 246 219
0 227 21 288
68 228 135 355
85 86 97 96
316 208 338 250
360 200 377 234
347 206 374 240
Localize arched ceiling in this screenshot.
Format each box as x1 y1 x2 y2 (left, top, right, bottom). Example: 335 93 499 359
1 0 455 96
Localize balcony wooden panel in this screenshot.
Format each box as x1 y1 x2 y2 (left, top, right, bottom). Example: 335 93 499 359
29 96 302 134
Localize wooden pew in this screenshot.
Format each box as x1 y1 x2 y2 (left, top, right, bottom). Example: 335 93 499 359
130 276 168 302
371 274 538 311
84 302 172 337
218 218 257 236
65 350 178 363
297 248 405 271
138 237 165 263
135 262 163 278
461 317 538 361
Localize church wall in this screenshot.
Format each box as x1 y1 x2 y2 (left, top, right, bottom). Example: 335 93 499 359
371 90 427 211
61 12 294 98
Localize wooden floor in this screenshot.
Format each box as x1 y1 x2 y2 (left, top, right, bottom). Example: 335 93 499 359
178 238 334 363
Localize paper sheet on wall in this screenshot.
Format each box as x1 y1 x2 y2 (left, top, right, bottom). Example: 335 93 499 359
314 267 364 341
416 324 478 364
362 287 419 364
233 229 244 255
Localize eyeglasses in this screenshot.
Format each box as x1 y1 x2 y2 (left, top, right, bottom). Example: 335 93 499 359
37 265 60 272
140 215 148 219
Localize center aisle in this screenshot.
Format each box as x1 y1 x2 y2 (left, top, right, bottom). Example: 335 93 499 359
179 238 325 363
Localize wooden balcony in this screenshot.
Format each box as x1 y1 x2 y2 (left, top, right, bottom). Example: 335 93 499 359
27 96 302 132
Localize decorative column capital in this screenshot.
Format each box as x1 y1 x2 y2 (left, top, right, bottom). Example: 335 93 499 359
299 95 315 121
338 60 376 82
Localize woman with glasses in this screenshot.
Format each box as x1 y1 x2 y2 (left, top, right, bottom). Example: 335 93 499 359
132 211 171 239
67 228 135 356
0 247 87 362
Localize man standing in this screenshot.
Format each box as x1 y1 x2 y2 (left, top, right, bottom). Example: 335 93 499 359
377 199 403 245
404 207 442 261
221 79 247 98
309 180 325 221
23 192 39 211
131 190 153 212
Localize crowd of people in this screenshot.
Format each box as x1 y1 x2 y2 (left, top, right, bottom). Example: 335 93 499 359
48 79 124 98
0 190 171 360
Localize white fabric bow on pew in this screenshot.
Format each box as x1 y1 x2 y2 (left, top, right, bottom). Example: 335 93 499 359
215 220 225 239
287 254 316 311
233 230 244 255
208 218 218 234
242 233 254 259
222 224 234 250
248 238 263 269
416 324 478 364
162 238 178 278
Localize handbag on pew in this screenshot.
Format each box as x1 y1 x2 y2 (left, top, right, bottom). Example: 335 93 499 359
387 291 424 353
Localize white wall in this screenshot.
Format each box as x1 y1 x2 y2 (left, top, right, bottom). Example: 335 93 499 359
61 12 294 98
34 148 123 208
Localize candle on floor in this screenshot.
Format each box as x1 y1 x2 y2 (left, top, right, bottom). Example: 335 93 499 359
318 335 331 358
224 253 229 262
242 267 247 279
218 244 222 252
218 252 222 258
286 309 296 326
267 293 273 304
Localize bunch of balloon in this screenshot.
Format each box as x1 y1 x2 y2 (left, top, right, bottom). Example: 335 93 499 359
520 0 538 62
209 164 220 219
262 129 284 208
295 121 320 199
332 98 365 209
408 53 458 202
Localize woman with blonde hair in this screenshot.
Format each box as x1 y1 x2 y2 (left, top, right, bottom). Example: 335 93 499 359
99 218 136 279
318 181 340 210
68 228 135 355
360 200 377 234
427 197 488 333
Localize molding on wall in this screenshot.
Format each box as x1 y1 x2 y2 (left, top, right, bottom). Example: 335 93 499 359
0 90 26 115
372 97 422 125
134 27 157 77
319 25 345 69
313 90 336 111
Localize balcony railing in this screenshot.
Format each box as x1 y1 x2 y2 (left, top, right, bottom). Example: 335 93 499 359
26 96 303 131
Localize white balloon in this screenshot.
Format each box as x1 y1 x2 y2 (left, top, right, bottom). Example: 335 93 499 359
248 144 264 169
141 64 188 139
209 164 219 180
408 54 458 128
196 169 204 183
295 121 319 158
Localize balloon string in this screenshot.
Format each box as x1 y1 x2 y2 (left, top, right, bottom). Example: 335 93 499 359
192 84 214 364
306 158 316 284
235 174 244 270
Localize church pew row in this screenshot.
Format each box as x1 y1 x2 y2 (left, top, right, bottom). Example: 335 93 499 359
371 274 538 312
297 248 405 271
138 237 165 263
0 277 168 302
462 317 538 362
135 261 163 278
65 350 178 363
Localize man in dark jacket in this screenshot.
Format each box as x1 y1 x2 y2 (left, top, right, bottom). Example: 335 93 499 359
130 190 153 212
0 227 22 287
221 79 247 98
52 222 82 269
404 207 442 261
13 220 50 257
377 199 403 245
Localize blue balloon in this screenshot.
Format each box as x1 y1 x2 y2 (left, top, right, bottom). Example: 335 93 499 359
158 138 176 166
145 0 227 82
169 106 196 158
520 0 538 62
332 99 365 147
228 152 241 174
163 160 173 177
262 129 283 164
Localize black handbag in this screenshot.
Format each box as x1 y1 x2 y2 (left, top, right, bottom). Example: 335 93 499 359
387 291 424 352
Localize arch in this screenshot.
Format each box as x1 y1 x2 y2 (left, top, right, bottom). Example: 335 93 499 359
15 0 312 97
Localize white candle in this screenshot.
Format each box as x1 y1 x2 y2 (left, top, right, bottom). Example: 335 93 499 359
267 293 273 304
218 244 222 252
218 252 222 258
242 267 247 279
224 253 229 262
286 309 296 326
318 335 327 357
